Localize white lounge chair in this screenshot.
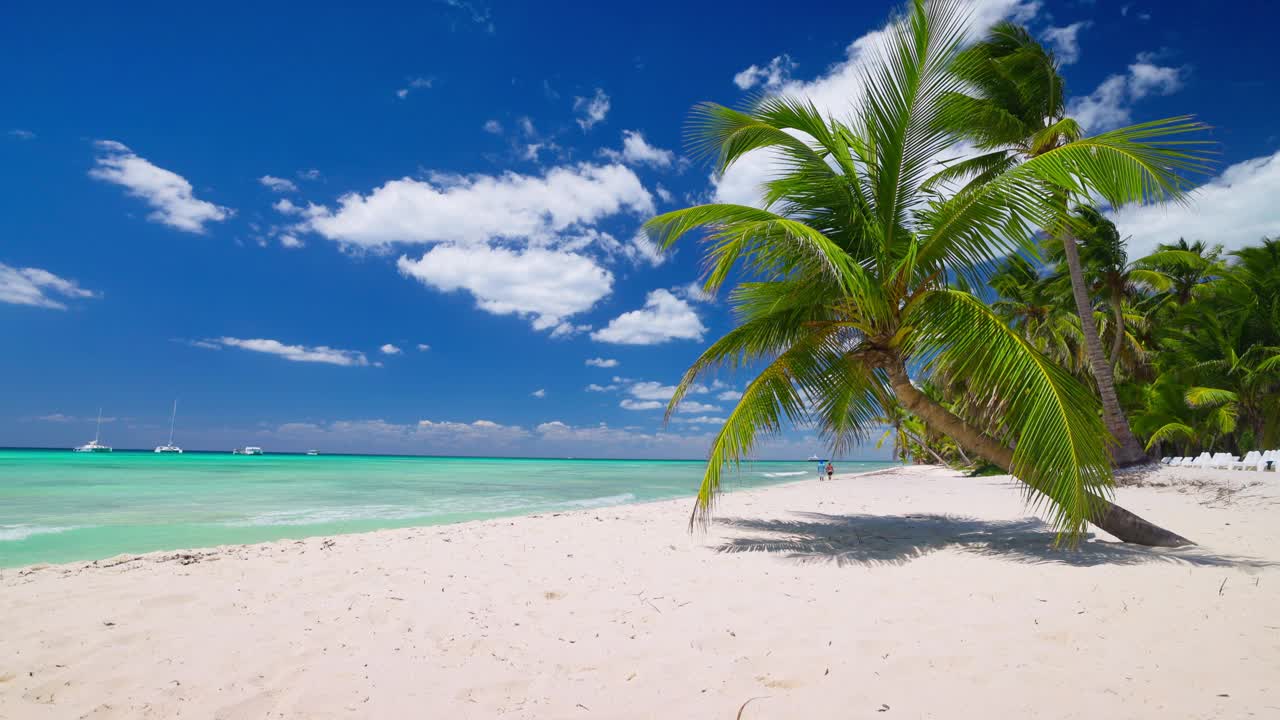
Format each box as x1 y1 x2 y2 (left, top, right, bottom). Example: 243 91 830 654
1231 451 1264 471
1209 452 1236 469
1188 452 1213 469
1263 450 1280 471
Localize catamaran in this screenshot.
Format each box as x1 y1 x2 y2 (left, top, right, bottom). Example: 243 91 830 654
154 399 183 453
73 409 113 453
233 446 264 455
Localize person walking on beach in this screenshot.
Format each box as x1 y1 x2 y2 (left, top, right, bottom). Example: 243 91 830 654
825 461 834 481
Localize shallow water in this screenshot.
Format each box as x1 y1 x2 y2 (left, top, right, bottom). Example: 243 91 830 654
0 450 892 567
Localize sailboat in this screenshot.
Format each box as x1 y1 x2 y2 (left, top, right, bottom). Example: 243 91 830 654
154 399 183 453
73 409 113 453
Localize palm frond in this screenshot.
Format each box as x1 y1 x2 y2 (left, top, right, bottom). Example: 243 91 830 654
906 288 1113 539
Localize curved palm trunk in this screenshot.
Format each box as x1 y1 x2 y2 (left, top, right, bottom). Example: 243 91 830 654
882 359 1192 547
1060 231 1148 466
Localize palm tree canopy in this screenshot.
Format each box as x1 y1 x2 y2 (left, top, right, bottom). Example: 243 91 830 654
644 0 1212 541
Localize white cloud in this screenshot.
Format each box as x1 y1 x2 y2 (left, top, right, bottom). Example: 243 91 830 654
676 400 722 414
303 163 652 249
298 168 322 181
278 234 304 249
531 388 546 398
1068 55 1183 131
627 381 679 401
89 140 232 233
586 357 619 368
203 337 370 367
397 245 613 332
1108 149 1280 258
1041 21 1090 65
717 390 743 401
549 321 592 338
733 54 797 90
7 129 35 140
655 184 673 203
380 343 403 355
573 88 610 131
671 415 728 425
618 232 665 267
585 383 617 392
591 289 706 345
711 0 1043 207
676 281 715 303
416 343 431 351
259 175 298 193
396 76 434 99
601 130 675 168
34 413 119 424
439 0 495 33
620 398 664 411
273 198 305 215
0 263 100 310
483 119 503 134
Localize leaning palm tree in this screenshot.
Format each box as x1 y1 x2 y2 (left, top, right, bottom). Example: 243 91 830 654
934 22 1209 465
646 0 1207 546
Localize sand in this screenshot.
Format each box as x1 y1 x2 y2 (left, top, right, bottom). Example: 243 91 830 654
2 464 1278 719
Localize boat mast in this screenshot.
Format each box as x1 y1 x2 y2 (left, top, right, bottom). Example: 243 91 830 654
167 399 178 445
94 408 102 444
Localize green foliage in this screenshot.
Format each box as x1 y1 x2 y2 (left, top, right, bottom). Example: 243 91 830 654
646 0 1210 540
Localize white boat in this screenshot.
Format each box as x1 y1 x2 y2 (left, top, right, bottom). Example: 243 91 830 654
807 454 820 461
154 399 183 453
305 449 320 456
233 446 264 455
73 409 113 453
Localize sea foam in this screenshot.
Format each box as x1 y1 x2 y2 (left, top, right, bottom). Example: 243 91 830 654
0 524 83 542
560 492 637 509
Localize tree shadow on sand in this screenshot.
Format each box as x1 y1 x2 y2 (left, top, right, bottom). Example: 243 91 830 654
714 512 1276 569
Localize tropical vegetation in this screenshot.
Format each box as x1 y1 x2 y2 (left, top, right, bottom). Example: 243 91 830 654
643 0 1261 548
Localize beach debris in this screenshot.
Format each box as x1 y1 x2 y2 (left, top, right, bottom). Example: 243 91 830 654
576 703 590 711
1219 578 1228 596
877 704 890 712
736 696 768 719
102 621 116 627
321 539 336 550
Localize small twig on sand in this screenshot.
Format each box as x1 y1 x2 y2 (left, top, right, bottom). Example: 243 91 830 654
737 696 769 719
1219 578 1228 596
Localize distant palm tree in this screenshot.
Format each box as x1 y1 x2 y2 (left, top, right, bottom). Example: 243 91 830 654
646 0 1205 546
935 21 1211 466
1056 206 1171 373
1137 238 1225 306
990 254 1083 372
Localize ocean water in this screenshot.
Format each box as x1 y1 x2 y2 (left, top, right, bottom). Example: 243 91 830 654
0 450 893 568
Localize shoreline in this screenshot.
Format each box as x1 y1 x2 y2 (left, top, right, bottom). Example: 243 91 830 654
4 464 1277 718
3 465 909 576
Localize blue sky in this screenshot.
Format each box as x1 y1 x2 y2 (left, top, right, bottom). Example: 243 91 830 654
3 0 1279 457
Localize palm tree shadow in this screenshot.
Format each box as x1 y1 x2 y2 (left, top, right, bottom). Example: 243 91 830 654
714 512 1275 568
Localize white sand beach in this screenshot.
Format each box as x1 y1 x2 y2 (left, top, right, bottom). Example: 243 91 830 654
3 464 1278 719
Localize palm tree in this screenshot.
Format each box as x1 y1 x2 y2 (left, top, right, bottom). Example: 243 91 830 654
934 22 1210 466
990 254 1084 373
1055 206 1171 374
646 0 1205 546
1136 238 1225 306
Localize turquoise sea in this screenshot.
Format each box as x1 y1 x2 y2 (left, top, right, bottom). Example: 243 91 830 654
0 450 893 568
